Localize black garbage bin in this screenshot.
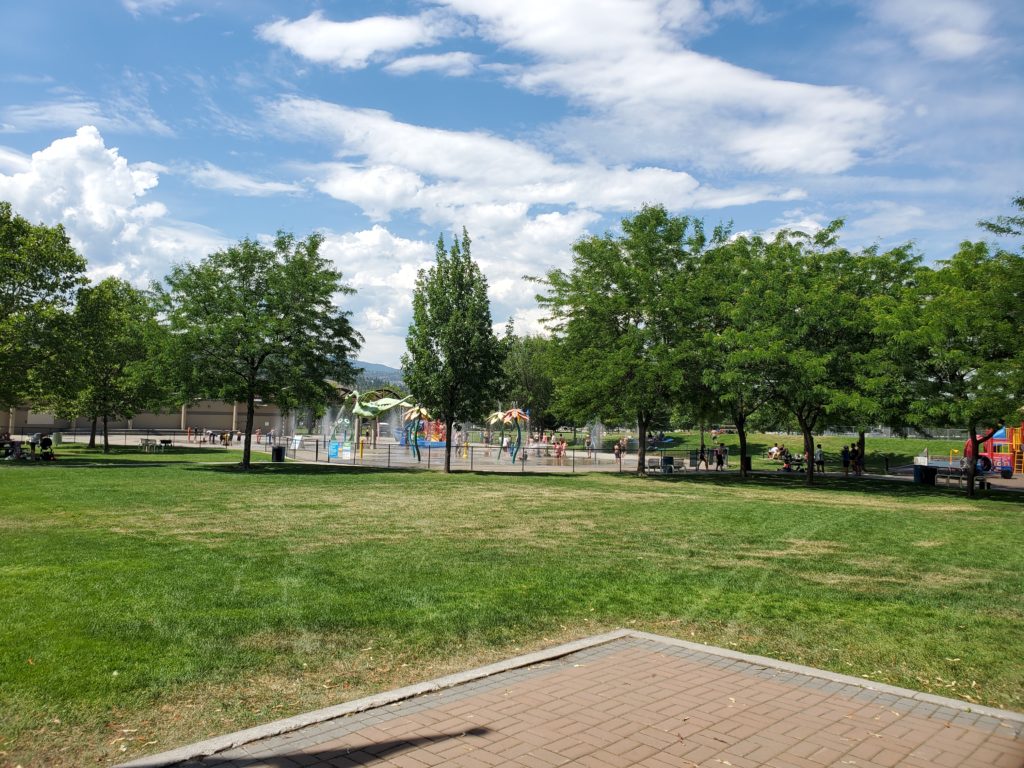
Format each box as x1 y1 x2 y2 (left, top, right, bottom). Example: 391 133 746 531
271 445 286 462
662 455 674 474
912 465 937 485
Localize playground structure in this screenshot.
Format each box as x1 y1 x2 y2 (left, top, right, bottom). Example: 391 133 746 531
327 388 411 456
965 423 1023 478
488 407 529 461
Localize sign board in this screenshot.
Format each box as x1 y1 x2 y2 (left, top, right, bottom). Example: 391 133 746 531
341 441 353 460
328 440 339 459
291 435 303 450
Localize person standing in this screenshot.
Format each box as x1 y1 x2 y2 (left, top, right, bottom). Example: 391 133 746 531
814 444 825 473
849 444 861 476
841 444 851 476
714 443 724 471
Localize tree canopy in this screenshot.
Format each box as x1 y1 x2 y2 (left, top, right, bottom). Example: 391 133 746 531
157 232 361 468
538 204 727 473
402 228 502 472
42 278 168 452
0 201 86 409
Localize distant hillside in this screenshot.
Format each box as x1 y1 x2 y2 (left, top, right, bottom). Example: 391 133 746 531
352 360 404 386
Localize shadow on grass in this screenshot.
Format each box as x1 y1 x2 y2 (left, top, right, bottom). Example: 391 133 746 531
650 469 1022 504
208 727 491 767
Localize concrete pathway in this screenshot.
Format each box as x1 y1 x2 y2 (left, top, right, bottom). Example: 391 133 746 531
118 630 1023 768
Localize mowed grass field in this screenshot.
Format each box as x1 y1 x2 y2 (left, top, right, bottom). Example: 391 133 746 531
1 446 1022 766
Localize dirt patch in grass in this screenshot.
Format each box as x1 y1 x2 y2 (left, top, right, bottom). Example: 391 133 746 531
804 568 988 590
742 539 847 559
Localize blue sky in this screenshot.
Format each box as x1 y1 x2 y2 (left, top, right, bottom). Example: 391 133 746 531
2 0 1022 366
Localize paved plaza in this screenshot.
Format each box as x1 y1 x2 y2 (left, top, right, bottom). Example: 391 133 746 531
119 630 1024 768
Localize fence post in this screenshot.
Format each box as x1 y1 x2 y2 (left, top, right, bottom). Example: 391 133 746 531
572 449 575 472
387 444 391 468
427 445 431 469
315 441 319 462
470 445 473 471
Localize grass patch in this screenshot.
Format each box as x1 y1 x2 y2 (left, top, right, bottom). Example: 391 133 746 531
1 451 1022 765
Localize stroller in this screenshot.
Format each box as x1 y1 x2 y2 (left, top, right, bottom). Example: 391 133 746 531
39 434 56 461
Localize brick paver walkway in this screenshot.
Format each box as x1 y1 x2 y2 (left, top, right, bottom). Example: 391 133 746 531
121 632 1023 768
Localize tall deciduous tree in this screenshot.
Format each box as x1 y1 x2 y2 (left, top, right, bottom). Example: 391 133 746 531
694 236 772 477
892 241 1024 497
538 205 722 474
157 232 361 469
502 329 557 433
729 223 862 484
402 228 502 473
0 201 86 410
43 278 168 452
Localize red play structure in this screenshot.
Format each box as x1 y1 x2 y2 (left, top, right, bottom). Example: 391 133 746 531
964 423 1023 478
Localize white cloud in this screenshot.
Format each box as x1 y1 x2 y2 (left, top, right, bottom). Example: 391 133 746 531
0 126 227 280
258 11 455 70
432 0 888 174
189 162 304 197
869 0 994 61
385 51 479 77
122 0 180 16
0 145 30 174
3 96 173 136
271 97 795 227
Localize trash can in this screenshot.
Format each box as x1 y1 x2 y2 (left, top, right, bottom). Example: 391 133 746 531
662 455 674 474
689 450 699 468
912 465 937 485
271 445 286 462
741 455 752 472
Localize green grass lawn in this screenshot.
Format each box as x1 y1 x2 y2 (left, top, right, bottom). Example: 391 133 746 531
1 446 1022 766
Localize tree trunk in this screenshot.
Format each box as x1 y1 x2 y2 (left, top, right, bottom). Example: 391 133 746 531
636 414 648 475
242 393 255 469
102 414 110 454
964 423 1000 499
799 418 815 485
443 418 453 473
736 414 749 479
858 430 866 473
88 415 97 449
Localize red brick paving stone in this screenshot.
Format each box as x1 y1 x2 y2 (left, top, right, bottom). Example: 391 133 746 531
142 636 1023 768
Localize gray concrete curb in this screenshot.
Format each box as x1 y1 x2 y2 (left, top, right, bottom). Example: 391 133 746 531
115 628 1024 767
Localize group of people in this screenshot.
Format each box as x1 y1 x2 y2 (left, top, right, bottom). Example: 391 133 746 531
1 432 55 461
840 443 866 476
768 441 871 474
694 442 729 470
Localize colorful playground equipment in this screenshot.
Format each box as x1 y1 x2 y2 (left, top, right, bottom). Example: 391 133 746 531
400 407 452 460
964 423 1023 478
488 407 529 461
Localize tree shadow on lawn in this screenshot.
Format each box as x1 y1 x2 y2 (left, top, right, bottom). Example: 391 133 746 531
652 469 1023 505
183 463 591 483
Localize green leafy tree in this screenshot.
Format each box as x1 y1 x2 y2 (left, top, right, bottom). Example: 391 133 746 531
829 244 921 462
729 223 861 483
694 237 773 477
978 194 1024 237
538 205 722 474
0 202 86 410
402 228 503 472
157 232 362 469
43 278 169 452
890 242 1024 497
502 329 557 433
